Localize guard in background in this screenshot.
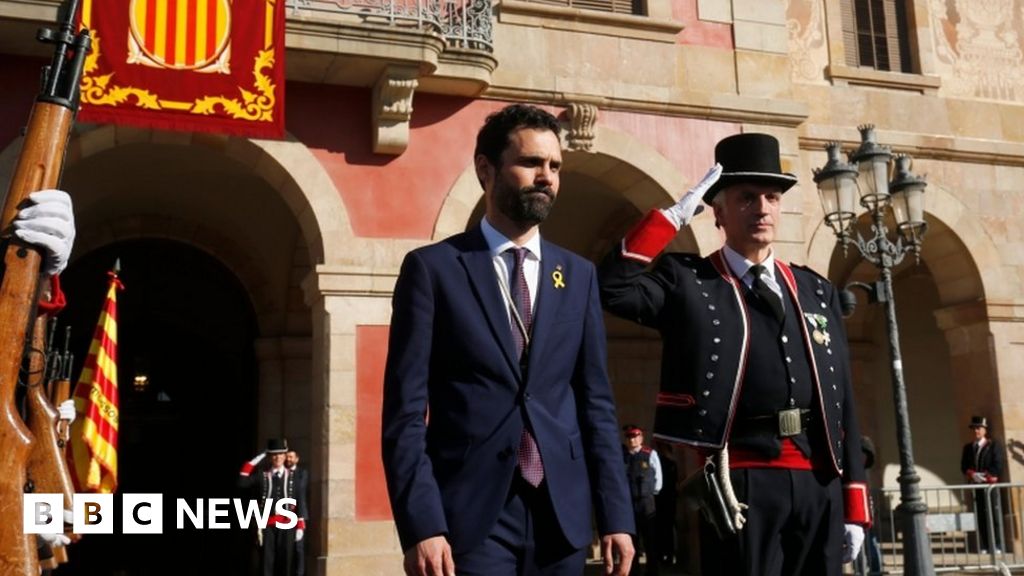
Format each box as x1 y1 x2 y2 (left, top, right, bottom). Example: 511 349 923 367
285 449 309 576
961 416 1006 553
623 425 661 576
239 439 307 576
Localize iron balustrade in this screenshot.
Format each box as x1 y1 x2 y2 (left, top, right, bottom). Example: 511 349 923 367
284 0 494 51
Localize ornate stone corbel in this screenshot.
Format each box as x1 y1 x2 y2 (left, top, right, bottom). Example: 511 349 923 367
566 103 599 152
373 66 419 155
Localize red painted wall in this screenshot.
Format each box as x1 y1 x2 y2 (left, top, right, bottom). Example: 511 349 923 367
356 324 392 521
672 0 733 48
287 85 513 239
287 86 736 239
600 110 739 184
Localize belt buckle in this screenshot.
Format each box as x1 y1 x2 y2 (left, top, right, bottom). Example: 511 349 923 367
778 408 802 437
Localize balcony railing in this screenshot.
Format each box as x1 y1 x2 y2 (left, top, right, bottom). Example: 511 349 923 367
285 0 494 52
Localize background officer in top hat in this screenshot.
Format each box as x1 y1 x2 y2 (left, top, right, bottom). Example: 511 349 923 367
599 133 871 575
240 439 307 576
961 416 1006 553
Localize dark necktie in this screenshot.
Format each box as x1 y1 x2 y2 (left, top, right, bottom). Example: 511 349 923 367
508 247 544 487
750 264 784 323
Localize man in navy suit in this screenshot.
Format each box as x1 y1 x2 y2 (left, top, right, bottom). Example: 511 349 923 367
382 104 635 576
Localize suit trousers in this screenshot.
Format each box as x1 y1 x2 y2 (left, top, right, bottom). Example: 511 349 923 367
262 526 295 576
699 468 844 576
454 476 586 576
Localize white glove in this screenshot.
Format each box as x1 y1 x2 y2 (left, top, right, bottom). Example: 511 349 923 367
296 528 304 542
58 399 76 423
38 532 71 547
842 523 865 563
973 472 987 483
11 189 75 276
660 163 723 229
249 452 266 466
63 509 73 525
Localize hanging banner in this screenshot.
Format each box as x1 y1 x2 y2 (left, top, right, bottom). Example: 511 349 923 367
78 0 285 138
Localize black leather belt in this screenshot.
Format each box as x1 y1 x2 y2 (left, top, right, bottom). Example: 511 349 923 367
731 408 814 439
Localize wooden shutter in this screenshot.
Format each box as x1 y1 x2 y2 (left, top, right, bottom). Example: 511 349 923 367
841 0 860 66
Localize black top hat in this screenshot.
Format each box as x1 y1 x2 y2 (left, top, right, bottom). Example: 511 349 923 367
968 416 989 429
266 438 289 454
703 133 798 204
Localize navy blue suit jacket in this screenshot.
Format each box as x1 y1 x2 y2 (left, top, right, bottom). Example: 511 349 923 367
381 226 634 554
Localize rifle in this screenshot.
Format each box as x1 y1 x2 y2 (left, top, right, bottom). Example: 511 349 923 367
26 315 75 567
50 326 73 447
0 1 89 573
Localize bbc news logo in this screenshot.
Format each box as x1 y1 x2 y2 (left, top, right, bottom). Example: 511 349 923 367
24 494 299 534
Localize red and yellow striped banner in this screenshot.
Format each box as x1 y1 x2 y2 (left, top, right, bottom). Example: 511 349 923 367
69 270 123 493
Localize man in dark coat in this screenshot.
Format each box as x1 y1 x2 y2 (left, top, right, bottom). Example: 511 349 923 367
961 416 1006 553
239 439 307 576
599 133 871 576
285 450 309 576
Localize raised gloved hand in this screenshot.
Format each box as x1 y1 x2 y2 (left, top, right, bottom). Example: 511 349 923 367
11 189 75 276
58 399 76 423
296 528 304 542
38 532 71 547
842 523 865 563
660 163 723 229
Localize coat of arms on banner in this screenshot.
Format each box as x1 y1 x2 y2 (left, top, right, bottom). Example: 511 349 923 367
77 0 285 138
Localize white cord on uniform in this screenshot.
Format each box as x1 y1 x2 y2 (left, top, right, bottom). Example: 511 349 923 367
718 444 748 531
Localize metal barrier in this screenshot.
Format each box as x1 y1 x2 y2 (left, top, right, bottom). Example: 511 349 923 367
853 483 1024 574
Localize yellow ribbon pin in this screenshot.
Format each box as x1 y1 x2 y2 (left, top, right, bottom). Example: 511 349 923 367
552 269 565 289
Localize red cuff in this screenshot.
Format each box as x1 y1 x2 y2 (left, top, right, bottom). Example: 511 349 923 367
986 475 999 484
240 462 255 476
844 482 871 527
37 276 66 316
621 210 678 263
297 518 306 530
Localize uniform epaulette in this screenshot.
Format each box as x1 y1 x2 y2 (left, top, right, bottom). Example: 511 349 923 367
789 262 829 282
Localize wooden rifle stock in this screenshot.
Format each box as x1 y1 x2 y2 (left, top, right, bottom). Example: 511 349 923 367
25 315 75 566
0 1 89 573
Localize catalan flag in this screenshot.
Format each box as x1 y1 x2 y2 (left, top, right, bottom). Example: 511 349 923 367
69 265 123 493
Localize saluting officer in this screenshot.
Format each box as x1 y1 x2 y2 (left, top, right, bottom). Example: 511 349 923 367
599 133 870 576
239 439 307 576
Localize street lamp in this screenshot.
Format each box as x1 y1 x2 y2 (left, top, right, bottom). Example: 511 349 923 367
813 124 933 575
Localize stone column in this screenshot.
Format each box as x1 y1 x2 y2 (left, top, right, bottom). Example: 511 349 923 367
303 265 404 575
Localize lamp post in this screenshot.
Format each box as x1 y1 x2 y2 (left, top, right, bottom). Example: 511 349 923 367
813 124 932 575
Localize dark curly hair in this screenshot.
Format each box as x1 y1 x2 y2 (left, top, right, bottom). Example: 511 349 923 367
474 104 561 168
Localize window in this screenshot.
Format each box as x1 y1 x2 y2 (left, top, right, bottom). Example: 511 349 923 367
526 0 644 16
841 0 913 73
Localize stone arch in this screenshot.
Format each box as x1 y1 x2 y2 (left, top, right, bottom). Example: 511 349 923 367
0 124 353 266
431 124 722 255
72 214 280 333
805 181 1001 304
805 182 1003 487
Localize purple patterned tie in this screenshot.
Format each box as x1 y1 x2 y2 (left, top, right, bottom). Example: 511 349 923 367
509 247 544 487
